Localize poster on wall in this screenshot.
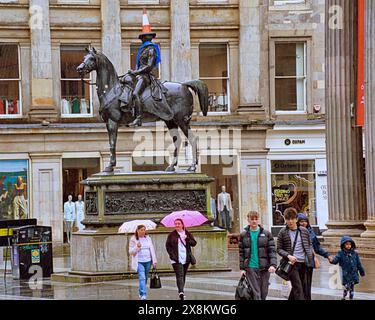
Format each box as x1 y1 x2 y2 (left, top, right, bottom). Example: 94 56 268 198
0 159 29 220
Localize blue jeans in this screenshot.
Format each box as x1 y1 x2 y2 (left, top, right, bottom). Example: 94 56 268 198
137 261 152 297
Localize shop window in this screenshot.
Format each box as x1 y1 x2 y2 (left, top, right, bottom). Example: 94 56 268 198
271 160 316 226
60 45 92 117
0 159 29 220
0 44 21 117
274 42 307 112
130 44 160 79
201 158 238 233
199 43 230 113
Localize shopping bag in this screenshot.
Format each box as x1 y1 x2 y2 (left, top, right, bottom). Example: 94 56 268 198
150 268 162 289
235 274 254 300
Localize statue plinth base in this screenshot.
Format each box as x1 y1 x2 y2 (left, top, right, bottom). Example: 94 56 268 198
53 172 230 282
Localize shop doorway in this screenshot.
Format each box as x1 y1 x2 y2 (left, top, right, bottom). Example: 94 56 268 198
201 156 239 234
62 158 100 202
62 158 100 242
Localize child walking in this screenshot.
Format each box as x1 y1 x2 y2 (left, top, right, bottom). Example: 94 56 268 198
329 236 365 300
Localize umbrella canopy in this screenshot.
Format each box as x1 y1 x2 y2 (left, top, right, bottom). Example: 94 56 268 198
118 219 157 234
160 210 208 228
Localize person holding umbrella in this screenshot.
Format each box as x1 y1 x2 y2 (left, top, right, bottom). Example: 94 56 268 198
165 218 197 300
129 224 157 300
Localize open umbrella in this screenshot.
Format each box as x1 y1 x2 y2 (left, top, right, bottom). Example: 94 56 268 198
118 219 157 233
160 210 208 228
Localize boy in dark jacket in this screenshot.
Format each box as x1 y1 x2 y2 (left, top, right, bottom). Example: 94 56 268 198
239 211 277 300
329 236 365 300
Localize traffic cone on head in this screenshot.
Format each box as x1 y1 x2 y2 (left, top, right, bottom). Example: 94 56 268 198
139 8 156 39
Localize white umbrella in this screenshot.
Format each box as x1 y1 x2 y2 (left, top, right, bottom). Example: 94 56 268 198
118 219 157 234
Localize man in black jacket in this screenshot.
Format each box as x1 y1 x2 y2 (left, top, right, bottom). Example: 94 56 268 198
239 211 277 300
277 207 314 300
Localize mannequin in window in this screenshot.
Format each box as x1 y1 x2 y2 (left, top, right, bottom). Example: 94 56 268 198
217 185 233 230
13 176 27 219
75 194 85 232
64 195 76 244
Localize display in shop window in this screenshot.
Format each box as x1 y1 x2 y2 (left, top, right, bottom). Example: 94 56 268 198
0 160 29 220
271 160 317 226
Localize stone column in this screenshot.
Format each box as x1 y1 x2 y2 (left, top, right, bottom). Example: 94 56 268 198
323 0 367 237
28 0 57 122
101 0 123 74
238 0 261 107
170 0 192 82
30 153 63 244
362 0 375 237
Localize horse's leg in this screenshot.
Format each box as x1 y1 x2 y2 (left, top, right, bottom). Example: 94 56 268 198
104 118 119 172
165 121 181 172
179 121 197 172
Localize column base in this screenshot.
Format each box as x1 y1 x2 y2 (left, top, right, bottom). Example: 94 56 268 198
361 221 375 238
322 220 365 237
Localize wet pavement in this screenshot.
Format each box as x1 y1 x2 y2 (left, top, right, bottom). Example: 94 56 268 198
0 250 374 300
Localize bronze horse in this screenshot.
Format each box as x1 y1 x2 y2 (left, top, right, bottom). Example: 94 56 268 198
77 48 208 173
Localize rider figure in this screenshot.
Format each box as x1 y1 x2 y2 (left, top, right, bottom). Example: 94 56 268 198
124 10 172 127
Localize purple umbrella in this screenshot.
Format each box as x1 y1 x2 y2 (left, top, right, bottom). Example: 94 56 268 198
160 210 208 228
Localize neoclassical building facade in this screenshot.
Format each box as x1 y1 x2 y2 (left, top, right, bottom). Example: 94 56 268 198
0 0 329 245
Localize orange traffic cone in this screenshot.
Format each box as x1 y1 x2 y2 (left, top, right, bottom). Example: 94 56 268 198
138 8 156 39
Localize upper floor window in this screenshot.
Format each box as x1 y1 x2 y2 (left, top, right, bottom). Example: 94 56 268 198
274 42 306 112
0 44 21 118
272 0 305 5
199 43 229 113
130 44 160 78
60 45 93 117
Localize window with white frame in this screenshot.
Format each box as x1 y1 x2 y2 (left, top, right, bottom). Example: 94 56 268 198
199 43 229 113
274 42 307 112
0 44 21 117
60 45 92 116
130 44 160 78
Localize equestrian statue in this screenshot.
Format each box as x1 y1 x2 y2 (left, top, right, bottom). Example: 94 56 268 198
77 9 208 173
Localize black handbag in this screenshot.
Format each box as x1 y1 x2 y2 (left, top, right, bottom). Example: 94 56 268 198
275 229 300 281
179 234 197 265
235 275 254 300
189 252 197 265
150 268 162 289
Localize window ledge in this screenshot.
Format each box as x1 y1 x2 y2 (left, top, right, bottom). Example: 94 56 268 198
269 3 312 11
61 114 94 118
275 111 307 115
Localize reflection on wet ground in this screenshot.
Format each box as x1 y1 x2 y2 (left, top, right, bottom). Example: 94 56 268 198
0 250 374 300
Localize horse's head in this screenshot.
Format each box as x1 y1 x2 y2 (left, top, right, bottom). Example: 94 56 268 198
77 47 98 78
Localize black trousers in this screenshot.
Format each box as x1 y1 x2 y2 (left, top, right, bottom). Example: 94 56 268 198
172 263 190 293
288 262 312 300
245 268 271 300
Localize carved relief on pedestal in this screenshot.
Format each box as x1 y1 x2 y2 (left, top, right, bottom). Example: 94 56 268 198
104 190 207 215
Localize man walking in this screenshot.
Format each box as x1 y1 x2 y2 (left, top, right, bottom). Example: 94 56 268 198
239 211 277 300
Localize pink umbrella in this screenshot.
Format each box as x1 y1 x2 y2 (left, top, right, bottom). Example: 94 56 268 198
160 210 208 228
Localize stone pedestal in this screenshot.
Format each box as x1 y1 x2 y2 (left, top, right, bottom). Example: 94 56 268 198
57 172 230 281
70 226 228 275
82 171 215 227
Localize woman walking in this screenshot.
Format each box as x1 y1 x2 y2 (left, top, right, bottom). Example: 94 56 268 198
166 218 197 300
277 208 314 300
129 225 157 300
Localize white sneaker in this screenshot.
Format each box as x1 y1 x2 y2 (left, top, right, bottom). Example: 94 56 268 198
141 295 147 300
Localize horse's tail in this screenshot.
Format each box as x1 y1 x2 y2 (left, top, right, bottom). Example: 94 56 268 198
183 80 209 116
